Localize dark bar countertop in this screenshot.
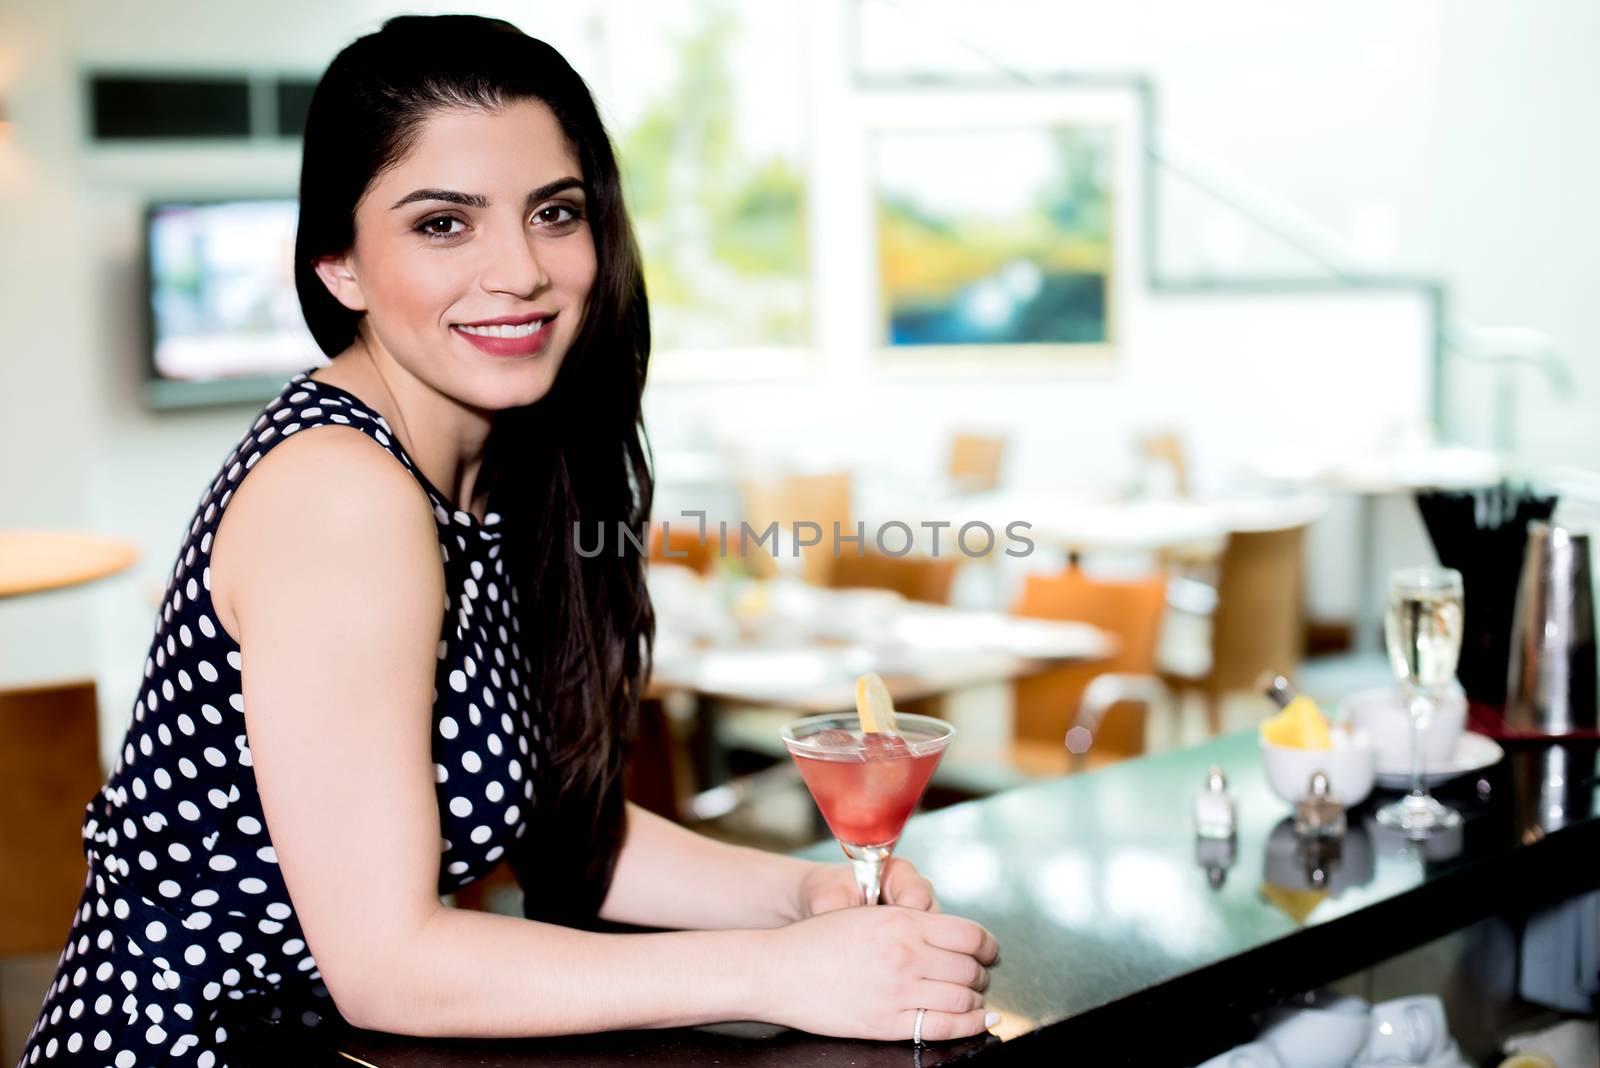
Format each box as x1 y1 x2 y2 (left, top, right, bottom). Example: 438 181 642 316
340 730 1600 1067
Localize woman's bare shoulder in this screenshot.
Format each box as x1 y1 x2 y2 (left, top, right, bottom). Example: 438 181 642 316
210 423 441 641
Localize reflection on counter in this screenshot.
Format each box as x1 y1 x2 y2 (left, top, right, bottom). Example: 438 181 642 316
1522 743 1599 834
1259 820 1375 926
1366 812 1464 865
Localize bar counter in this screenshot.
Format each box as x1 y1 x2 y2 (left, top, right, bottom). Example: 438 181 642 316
340 731 1600 1067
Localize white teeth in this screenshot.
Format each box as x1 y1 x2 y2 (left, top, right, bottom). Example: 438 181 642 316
458 319 546 338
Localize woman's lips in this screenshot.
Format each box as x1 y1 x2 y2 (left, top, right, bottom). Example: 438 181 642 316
451 315 557 357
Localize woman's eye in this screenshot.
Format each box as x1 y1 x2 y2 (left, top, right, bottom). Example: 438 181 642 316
417 215 464 239
415 206 580 242
533 204 582 228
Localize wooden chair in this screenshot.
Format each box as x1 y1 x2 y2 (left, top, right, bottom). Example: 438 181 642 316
928 567 1165 793
830 550 960 605
1163 524 1308 734
620 695 694 822
1135 430 1191 498
1 680 103 957
1012 567 1169 765
738 472 852 588
947 433 1006 494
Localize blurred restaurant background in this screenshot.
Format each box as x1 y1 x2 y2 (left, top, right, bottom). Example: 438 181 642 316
2 0 1599 1061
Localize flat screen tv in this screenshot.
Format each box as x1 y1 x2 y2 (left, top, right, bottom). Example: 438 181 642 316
143 197 325 409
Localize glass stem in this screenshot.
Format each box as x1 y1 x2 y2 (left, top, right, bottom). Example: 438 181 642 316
840 842 894 906
851 855 884 906
1408 687 1431 799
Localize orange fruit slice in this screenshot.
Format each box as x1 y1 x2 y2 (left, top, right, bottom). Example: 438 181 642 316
855 672 898 735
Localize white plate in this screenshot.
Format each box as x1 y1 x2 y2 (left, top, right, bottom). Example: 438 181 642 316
1375 732 1504 788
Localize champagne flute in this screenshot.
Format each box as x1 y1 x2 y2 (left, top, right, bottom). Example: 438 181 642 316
1376 566 1464 836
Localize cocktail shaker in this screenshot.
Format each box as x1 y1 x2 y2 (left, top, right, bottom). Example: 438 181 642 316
1505 522 1598 734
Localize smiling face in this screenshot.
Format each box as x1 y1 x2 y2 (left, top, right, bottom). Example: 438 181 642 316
313 98 596 411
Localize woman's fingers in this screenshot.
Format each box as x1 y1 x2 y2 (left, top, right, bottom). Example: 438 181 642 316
881 859 937 911
919 913 1000 965
919 946 990 992
901 1006 998 1043
910 979 985 1015
807 878 857 916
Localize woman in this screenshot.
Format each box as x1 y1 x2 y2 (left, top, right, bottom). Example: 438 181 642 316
15 15 998 1067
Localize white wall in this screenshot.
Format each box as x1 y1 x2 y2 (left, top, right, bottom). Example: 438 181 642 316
2 0 1594 766
855 0 1600 461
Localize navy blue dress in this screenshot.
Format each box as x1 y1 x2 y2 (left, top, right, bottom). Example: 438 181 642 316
15 369 623 1067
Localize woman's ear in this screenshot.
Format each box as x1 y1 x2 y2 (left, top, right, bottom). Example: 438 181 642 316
312 252 369 313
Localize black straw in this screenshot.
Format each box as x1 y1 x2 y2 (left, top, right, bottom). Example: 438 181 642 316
1415 482 1558 706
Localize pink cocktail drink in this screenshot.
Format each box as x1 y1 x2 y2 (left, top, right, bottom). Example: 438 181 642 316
791 731 942 847
782 712 956 904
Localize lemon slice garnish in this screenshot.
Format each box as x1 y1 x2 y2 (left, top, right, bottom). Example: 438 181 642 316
854 672 898 735
1260 695 1332 750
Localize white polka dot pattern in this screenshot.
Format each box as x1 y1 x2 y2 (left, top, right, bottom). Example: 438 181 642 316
16 370 548 1067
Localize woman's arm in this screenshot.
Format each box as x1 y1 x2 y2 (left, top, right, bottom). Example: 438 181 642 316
384 888 995 1040
598 802 940 929
597 802 817 929
215 426 994 1040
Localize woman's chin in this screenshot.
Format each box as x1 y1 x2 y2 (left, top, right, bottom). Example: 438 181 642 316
477 362 562 411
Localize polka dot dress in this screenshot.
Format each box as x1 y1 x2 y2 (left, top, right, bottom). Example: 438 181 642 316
17 369 552 1066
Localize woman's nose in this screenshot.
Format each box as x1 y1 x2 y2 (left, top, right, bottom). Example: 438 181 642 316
480 224 550 297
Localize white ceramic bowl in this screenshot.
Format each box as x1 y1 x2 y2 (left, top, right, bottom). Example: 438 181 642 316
1338 686 1466 769
1260 726 1377 808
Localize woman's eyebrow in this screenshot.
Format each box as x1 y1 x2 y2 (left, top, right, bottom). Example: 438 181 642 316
389 177 586 211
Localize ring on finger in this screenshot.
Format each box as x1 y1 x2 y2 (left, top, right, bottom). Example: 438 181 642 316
913 1007 926 1045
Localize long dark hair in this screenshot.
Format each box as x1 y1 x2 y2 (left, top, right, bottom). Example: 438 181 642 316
293 15 653 915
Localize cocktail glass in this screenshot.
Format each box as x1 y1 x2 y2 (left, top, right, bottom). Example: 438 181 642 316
781 712 956 906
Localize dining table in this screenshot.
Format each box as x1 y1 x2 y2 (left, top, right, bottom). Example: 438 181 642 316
0 529 139 599
642 566 1114 800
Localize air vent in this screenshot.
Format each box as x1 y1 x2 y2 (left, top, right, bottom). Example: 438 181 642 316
90 75 252 139
86 72 318 141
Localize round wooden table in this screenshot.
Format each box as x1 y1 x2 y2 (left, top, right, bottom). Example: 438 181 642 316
0 530 139 599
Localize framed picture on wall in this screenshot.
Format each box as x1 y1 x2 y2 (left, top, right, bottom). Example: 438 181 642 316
859 84 1146 375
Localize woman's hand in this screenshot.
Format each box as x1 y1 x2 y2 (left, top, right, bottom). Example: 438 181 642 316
754 905 999 1042
796 858 939 916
